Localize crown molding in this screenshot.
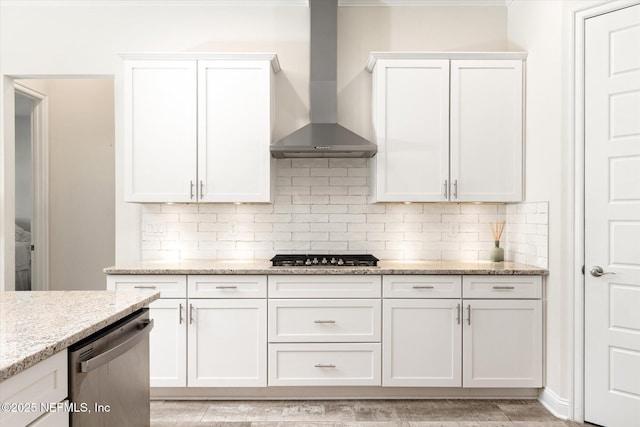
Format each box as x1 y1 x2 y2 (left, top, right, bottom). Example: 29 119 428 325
366 51 528 71
0 0 309 7
339 0 509 6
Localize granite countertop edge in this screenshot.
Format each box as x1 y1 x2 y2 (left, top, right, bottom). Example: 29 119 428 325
0 291 160 382
103 260 549 276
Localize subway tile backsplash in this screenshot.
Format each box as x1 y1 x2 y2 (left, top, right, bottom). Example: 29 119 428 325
141 159 548 267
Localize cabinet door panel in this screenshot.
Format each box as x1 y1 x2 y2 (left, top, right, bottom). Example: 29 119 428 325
372 59 450 202
383 299 461 387
198 60 272 202
462 299 542 387
450 60 523 202
188 299 267 387
149 299 187 387
124 60 197 202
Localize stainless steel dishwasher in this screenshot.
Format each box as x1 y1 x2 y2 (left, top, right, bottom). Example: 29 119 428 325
68 309 153 426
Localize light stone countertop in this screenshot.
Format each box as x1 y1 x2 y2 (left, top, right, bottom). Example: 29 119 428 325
104 259 548 275
0 290 160 382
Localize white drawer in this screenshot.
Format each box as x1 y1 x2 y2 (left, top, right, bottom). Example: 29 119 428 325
383 275 461 298
188 275 267 298
268 275 381 298
0 350 68 427
27 403 69 426
463 276 542 299
268 299 381 343
268 343 381 386
106 275 186 298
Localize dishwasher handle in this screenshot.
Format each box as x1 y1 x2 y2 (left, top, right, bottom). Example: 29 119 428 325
80 319 154 373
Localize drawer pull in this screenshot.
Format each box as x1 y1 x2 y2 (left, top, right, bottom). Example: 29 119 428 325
456 303 461 325
314 320 336 324
493 286 515 290
134 285 157 289
314 364 336 368
412 285 434 289
179 303 184 324
215 285 238 289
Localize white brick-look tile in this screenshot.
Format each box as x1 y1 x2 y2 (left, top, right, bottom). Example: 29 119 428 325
140 161 549 264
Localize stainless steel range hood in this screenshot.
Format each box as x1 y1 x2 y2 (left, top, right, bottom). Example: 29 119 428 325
270 0 377 159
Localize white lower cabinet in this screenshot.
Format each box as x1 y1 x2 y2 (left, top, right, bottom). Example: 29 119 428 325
107 274 267 388
188 299 267 387
462 299 542 388
269 343 381 386
383 299 462 387
382 275 543 389
148 299 187 387
267 275 382 387
0 351 68 427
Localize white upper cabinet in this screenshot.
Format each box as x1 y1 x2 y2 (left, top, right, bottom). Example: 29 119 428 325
123 54 278 203
198 60 274 202
370 59 450 202
124 60 197 202
368 52 526 203
450 60 523 202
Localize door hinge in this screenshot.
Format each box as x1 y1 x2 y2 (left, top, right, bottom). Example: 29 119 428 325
30 245 35 251
581 265 585 275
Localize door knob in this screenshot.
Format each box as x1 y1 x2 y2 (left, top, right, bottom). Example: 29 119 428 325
590 266 615 277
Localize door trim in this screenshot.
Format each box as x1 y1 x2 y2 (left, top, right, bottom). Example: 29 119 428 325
572 0 640 422
14 83 49 291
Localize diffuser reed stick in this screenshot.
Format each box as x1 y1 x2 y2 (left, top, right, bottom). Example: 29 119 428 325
490 221 506 242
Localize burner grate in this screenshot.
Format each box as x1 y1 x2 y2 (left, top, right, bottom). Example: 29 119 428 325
270 254 379 267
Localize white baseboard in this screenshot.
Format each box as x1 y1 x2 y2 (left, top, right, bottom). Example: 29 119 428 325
539 387 570 420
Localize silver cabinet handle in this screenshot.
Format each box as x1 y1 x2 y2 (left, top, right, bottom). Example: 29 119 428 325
453 179 458 199
412 285 434 289
456 303 461 325
189 304 194 324
216 285 238 289
590 266 615 277
444 180 448 199
314 364 336 368
314 320 336 324
200 180 204 199
467 305 471 325
190 181 195 200
493 286 515 290
179 303 184 324
134 285 157 289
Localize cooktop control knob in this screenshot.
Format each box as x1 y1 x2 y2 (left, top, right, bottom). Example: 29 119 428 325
312 257 319 265
305 259 312 266
330 257 337 264
321 257 328 264
337 258 344 266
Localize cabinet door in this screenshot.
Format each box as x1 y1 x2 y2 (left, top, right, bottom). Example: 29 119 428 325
450 60 523 202
383 299 461 387
198 60 273 202
124 60 197 202
462 299 542 388
188 299 267 387
149 299 187 387
371 59 450 202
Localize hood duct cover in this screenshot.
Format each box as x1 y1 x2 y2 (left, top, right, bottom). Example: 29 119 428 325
270 0 377 159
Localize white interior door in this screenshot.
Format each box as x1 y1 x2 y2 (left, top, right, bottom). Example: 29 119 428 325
584 4 640 426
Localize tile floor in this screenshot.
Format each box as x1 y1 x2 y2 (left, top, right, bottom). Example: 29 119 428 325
150 399 588 426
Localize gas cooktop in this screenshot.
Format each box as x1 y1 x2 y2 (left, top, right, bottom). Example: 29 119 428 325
270 254 379 267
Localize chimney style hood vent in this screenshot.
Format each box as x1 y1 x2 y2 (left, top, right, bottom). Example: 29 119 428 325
270 0 377 159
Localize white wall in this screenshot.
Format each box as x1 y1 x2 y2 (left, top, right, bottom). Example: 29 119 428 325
16 79 115 291
507 0 602 416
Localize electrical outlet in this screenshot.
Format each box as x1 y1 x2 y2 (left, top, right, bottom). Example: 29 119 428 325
229 222 238 235
144 223 166 236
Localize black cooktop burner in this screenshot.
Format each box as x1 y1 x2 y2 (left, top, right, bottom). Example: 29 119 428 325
270 254 379 267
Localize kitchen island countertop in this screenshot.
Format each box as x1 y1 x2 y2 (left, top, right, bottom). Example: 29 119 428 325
104 259 548 276
0 290 160 382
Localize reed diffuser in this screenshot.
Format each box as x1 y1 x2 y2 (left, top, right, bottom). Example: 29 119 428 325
489 221 506 262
